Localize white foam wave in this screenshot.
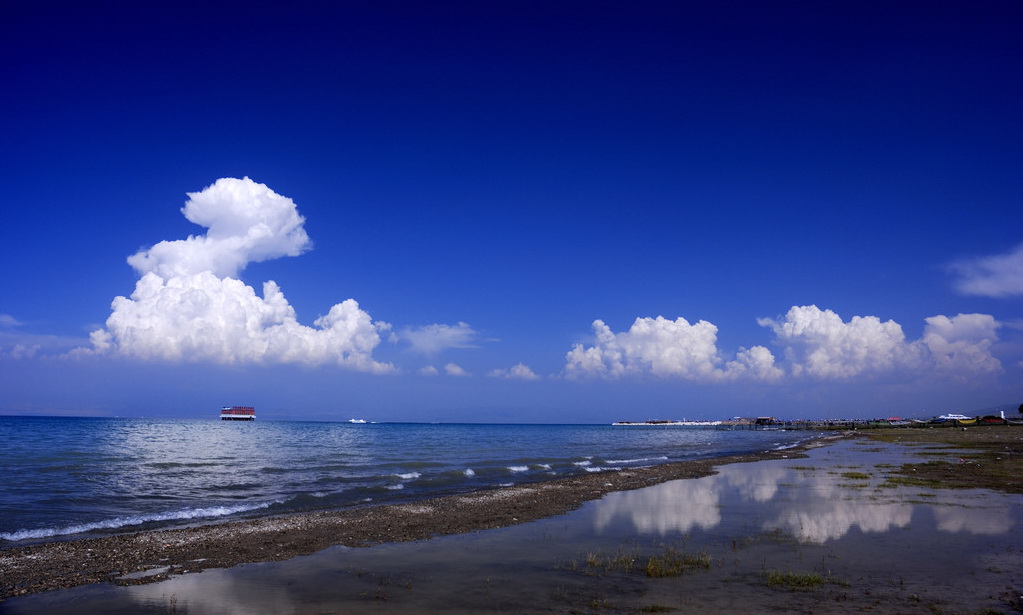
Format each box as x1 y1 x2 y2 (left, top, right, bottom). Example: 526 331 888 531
573 460 592 467
395 472 421 480
508 465 528 473
0 501 276 543
386 484 405 490
605 456 668 464
537 463 552 470
464 468 476 477
584 466 621 473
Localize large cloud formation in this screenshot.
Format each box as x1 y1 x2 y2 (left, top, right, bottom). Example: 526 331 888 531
761 306 1001 380
564 316 783 381
565 306 1001 382
85 178 393 372
127 177 312 279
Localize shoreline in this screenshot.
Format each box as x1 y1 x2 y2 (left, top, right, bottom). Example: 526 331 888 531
0 434 844 599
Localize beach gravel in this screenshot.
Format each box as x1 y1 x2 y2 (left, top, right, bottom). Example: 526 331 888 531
0 437 840 599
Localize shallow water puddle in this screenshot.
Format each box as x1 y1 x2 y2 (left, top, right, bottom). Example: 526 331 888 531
7 438 1023 614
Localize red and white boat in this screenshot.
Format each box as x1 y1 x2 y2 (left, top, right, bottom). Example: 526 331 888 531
220 406 256 421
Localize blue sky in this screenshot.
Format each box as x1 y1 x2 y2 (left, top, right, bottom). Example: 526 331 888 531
2 1 1021 422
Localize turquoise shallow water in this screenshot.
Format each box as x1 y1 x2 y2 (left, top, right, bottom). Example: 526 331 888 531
0 416 814 543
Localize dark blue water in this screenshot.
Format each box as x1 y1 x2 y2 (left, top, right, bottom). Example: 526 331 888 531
0 417 816 544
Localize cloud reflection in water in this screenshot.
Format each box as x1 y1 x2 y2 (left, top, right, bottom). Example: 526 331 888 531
592 450 1014 543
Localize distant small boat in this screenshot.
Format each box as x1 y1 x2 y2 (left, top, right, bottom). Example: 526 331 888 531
348 419 367 424
220 406 256 421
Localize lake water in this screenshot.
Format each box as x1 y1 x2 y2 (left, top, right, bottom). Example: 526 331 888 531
0 416 812 543
7 438 1022 614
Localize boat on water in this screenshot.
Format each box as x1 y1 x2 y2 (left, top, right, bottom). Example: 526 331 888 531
220 406 256 421
348 419 367 424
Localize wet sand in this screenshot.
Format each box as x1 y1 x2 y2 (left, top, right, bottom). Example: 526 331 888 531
0 436 836 599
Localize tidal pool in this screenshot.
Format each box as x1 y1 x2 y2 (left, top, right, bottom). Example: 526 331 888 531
7 438 1022 613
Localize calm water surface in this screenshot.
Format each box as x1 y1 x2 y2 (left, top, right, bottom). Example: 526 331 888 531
0 417 812 542
8 438 1022 614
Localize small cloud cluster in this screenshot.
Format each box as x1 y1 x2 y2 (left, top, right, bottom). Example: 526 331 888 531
564 316 781 382
415 363 471 377
1 314 89 359
83 178 393 372
565 306 1001 382
395 322 477 355
488 363 541 380
444 362 470 377
0 315 34 358
950 242 1023 298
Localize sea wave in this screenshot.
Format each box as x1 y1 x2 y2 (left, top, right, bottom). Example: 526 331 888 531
605 455 668 464
773 439 810 450
0 501 278 543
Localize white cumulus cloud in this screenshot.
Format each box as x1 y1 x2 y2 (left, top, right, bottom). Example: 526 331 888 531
949 242 1023 297
564 316 779 381
488 363 541 380
759 305 1001 380
566 306 1001 382
81 178 393 372
128 177 311 279
919 313 1001 375
758 306 915 379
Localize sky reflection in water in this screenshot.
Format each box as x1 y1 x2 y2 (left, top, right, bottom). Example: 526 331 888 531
8 439 1023 615
593 440 1016 542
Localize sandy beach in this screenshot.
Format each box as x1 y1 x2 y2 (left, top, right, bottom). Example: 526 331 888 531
4 427 1023 613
